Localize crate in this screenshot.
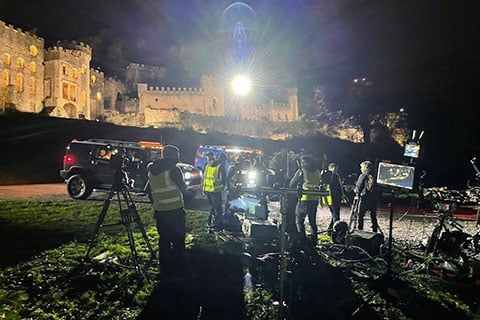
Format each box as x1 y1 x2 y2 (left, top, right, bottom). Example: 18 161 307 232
242 218 278 239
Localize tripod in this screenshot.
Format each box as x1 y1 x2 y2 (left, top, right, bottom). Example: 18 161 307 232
85 170 156 278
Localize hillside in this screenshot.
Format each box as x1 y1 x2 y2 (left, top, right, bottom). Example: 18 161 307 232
0 112 400 185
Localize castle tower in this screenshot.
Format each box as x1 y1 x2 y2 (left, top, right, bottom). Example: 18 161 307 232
201 75 225 116
286 87 299 121
44 41 92 119
0 20 45 113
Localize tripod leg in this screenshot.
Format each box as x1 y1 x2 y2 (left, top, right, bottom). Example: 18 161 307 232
123 189 156 260
85 188 114 259
120 205 142 278
348 198 358 232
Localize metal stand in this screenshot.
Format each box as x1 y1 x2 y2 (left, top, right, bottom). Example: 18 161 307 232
85 171 156 279
386 190 395 278
241 186 328 320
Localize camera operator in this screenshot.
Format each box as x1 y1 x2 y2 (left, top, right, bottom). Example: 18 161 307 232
354 160 379 233
147 145 187 279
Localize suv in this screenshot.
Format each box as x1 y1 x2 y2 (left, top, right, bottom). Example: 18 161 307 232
60 139 201 200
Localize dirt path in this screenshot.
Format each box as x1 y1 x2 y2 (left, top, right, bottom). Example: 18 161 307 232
0 183 68 200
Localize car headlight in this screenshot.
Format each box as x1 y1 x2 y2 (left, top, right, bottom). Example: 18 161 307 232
184 172 191 179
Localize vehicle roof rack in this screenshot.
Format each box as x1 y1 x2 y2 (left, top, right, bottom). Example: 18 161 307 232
86 139 141 148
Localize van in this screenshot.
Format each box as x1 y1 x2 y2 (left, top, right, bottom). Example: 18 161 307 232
194 145 264 173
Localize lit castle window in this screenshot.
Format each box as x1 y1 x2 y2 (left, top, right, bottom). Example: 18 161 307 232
16 73 23 92
3 54 11 65
29 78 35 95
17 58 25 69
2 70 9 87
29 45 38 57
29 62 36 73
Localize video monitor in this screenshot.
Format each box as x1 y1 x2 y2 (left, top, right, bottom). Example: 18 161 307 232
404 142 420 158
376 162 415 190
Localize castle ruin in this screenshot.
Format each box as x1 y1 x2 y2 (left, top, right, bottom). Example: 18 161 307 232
1 19 298 126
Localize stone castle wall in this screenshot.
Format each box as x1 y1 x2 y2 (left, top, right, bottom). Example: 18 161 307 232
0 20 45 113
1 19 299 125
44 41 92 119
90 68 105 119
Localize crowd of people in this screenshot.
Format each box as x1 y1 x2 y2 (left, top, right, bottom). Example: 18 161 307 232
145 144 380 277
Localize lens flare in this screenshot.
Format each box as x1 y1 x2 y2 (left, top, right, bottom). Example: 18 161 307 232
231 74 251 95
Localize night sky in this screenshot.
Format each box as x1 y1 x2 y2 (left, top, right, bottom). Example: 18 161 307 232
1 0 480 187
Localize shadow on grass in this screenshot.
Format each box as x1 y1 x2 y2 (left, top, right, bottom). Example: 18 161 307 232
0 223 81 267
138 249 246 320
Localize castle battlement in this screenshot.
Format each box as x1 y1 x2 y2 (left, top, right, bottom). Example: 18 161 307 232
90 68 104 77
46 40 92 56
127 63 163 71
243 102 290 110
1 20 44 42
147 86 204 93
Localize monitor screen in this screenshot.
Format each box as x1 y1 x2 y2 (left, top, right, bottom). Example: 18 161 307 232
376 162 415 190
404 142 420 158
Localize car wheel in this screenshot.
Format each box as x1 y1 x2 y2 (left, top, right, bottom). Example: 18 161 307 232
67 174 93 199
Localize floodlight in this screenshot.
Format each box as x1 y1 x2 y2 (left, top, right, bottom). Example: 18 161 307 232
231 74 251 96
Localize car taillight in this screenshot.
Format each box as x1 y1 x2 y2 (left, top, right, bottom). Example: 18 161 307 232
64 154 75 165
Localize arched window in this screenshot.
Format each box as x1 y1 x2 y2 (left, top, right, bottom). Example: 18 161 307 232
96 92 102 101
29 77 35 94
2 70 9 87
29 62 36 73
16 73 24 92
29 45 38 57
91 75 96 83
17 58 25 69
3 53 11 65
72 68 78 79
212 97 217 110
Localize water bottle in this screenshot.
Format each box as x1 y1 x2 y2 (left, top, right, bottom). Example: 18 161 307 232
243 270 254 302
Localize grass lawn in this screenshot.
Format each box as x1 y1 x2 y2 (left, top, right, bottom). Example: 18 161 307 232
1 199 480 319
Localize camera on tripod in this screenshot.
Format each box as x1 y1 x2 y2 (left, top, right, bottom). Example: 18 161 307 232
433 201 456 216
108 147 136 189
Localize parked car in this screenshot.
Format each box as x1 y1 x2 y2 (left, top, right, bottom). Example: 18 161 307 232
176 162 202 200
60 139 201 200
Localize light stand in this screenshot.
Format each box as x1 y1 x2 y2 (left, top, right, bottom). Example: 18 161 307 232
240 186 328 319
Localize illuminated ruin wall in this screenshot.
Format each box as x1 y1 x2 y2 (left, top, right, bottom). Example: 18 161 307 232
0 20 45 113
138 75 227 125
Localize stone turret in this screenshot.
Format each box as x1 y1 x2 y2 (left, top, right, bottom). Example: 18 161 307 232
44 40 92 119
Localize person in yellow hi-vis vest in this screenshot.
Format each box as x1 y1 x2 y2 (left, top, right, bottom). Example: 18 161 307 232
289 155 321 248
202 152 227 230
147 145 186 279
321 163 345 235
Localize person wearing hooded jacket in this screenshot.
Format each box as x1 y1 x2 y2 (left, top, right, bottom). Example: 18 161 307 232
354 160 379 232
147 145 187 277
289 155 322 248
